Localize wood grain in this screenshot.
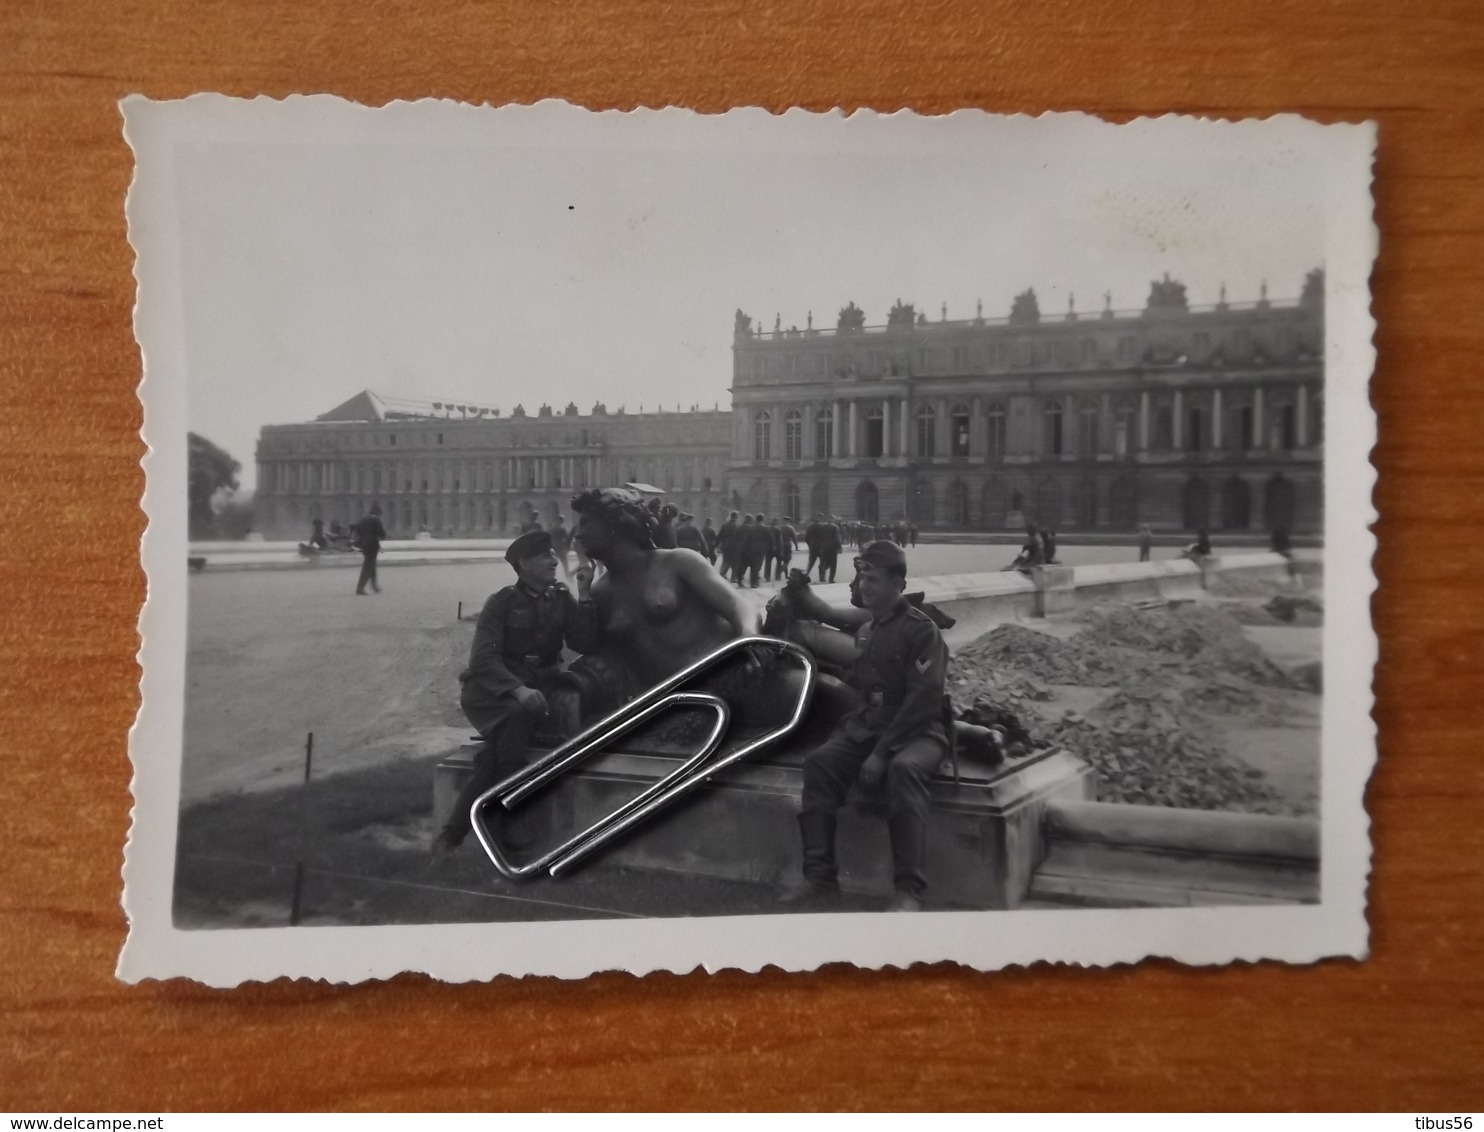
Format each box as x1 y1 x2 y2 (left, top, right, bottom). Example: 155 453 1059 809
2 0 1481 1112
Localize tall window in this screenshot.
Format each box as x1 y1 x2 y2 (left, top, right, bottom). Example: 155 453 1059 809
815 408 834 457
784 481 802 521
1278 404 1297 450
950 404 971 457
916 404 936 457
1187 407 1205 452
986 402 1007 458
1153 407 1174 451
753 411 771 461
1078 405 1099 457
1238 405 1254 451
783 410 803 461
1044 402 1064 456
865 405 885 458
1115 410 1133 457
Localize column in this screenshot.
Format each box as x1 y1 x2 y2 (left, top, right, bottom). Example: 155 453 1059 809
882 399 892 456
1172 390 1184 451
1296 384 1309 446
900 397 910 457
1253 386 1265 449
970 397 983 457
1139 391 1150 451
1212 388 1224 449
832 399 843 457
848 401 858 457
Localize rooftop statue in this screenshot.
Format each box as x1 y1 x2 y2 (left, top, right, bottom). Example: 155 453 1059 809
511 404 527 418
591 401 607 416
538 403 554 417
564 401 580 416
1009 288 1040 326
1145 272 1189 312
837 301 866 333
734 309 753 341
1300 267 1325 308
887 299 917 331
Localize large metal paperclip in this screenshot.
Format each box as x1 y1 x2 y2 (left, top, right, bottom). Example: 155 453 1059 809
470 635 817 880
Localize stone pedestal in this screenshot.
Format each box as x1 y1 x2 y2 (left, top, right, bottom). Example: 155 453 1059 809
433 743 1094 909
1031 566 1077 617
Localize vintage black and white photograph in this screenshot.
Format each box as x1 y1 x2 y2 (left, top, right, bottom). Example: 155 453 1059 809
121 99 1377 983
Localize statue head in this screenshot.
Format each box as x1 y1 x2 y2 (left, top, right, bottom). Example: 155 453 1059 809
570 487 657 560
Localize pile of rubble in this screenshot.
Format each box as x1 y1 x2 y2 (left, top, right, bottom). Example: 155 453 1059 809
950 603 1304 813
1046 690 1283 813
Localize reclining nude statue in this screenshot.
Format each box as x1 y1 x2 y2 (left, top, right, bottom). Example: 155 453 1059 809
551 487 860 747
550 488 762 734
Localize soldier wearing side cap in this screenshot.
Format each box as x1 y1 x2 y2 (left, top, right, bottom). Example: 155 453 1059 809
779 539 949 912
431 528 601 857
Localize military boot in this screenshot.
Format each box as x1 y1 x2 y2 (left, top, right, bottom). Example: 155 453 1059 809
777 813 839 907
887 812 928 912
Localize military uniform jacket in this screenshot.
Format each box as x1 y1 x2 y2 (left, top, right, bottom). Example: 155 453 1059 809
460 582 602 731
838 597 950 758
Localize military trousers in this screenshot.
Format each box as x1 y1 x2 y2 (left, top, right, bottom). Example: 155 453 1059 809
442 702 535 846
800 729 944 898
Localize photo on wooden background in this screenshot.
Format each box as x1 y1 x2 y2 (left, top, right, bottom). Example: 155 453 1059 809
120 97 1377 984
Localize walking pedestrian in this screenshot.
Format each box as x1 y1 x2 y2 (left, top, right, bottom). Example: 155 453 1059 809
351 504 386 595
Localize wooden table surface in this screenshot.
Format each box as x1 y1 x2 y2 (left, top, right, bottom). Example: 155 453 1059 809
3 0 1481 1112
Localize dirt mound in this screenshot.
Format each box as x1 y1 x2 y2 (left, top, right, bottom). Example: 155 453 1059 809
954 623 1095 685
1073 604 1290 687
949 603 1307 813
1047 689 1284 813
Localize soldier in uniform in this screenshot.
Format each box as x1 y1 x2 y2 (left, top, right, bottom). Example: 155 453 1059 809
776 515 797 578
701 516 719 564
780 540 949 912
431 528 600 858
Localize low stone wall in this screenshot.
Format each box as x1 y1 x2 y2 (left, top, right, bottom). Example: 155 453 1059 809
1029 799 1320 907
437 743 1094 908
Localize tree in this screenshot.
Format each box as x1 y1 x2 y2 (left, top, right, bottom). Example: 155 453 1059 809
188 432 241 537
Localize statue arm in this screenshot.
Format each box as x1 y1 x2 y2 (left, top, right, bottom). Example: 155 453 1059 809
673 548 759 636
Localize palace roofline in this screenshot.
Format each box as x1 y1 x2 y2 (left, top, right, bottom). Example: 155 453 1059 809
308 389 728 426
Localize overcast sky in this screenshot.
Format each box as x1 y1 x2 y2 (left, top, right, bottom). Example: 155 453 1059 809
173 110 1330 490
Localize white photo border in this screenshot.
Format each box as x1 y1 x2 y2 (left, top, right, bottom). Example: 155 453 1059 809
119 97 1378 985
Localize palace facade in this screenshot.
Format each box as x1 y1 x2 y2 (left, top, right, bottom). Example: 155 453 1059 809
253 392 732 540
252 272 1324 541
728 272 1324 535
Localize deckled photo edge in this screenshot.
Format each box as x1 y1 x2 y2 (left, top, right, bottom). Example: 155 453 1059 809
118 100 1378 985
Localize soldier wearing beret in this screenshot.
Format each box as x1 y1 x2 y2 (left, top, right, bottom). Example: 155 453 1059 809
780 539 949 912
431 528 600 857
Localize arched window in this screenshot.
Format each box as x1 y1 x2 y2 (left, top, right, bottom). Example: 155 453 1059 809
815 408 834 458
783 410 803 461
985 401 1007 458
916 404 936 457
950 403 971 457
753 411 771 461
1043 400 1065 456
